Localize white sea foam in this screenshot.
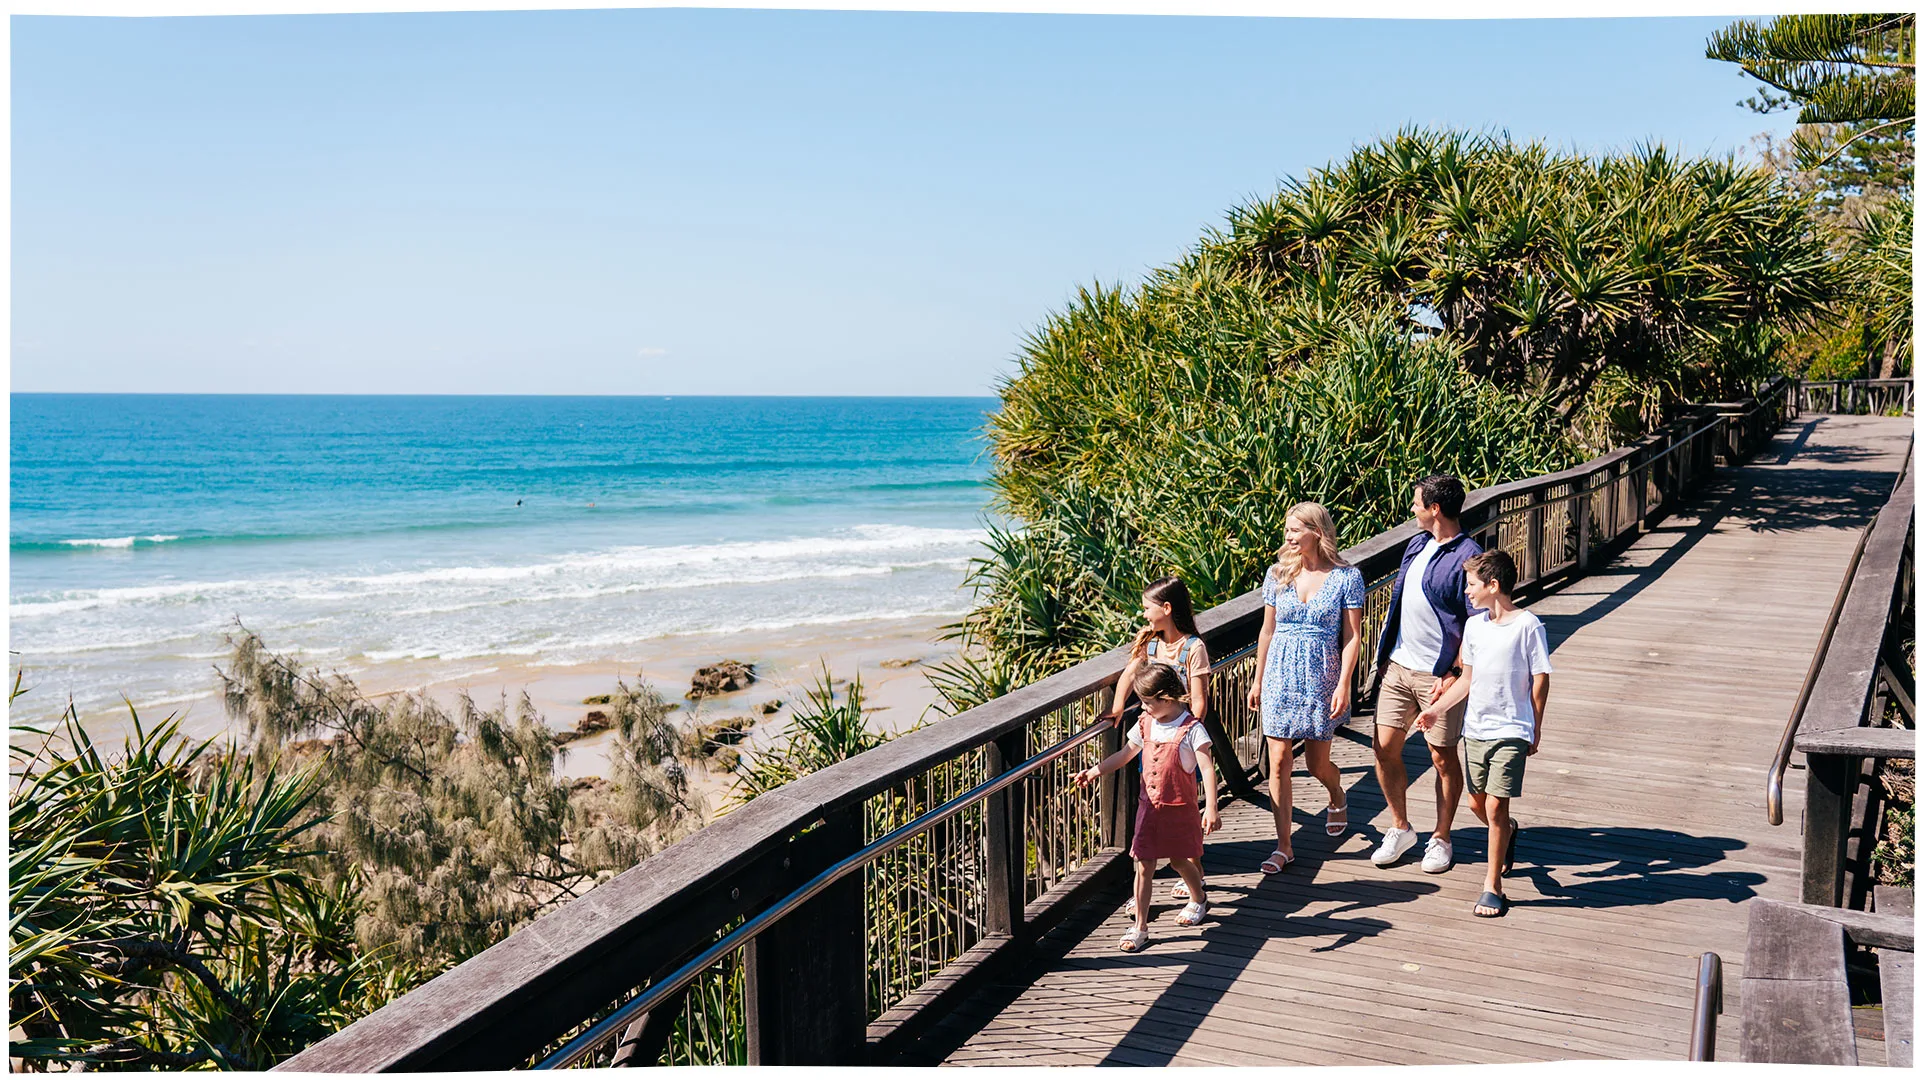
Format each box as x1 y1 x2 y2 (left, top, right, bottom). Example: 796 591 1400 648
12 522 988 719
11 525 985 621
56 535 179 548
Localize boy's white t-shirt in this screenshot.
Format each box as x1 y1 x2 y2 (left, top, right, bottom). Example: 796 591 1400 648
1460 610 1554 742
1127 709 1213 772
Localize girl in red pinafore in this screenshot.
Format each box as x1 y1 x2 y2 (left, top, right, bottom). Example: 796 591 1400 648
1074 664 1221 952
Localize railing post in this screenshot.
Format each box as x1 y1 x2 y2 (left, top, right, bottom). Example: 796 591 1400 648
1098 702 1134 853
1801 750 1859 908
744 805 868 1065
1526 488 1546 585
1574 473 1591 572
985 726 1028 943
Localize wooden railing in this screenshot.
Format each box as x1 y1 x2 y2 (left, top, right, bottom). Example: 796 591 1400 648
276 379 1796 1072
1798 378 1914 417
1773 454 1915 909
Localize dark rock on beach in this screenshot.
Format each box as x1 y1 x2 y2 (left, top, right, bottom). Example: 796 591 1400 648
687 659 756 699
756 699 783 715
576 711 612 735
694 716 755 751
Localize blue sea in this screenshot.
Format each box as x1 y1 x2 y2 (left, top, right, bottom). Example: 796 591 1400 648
10 394 996 721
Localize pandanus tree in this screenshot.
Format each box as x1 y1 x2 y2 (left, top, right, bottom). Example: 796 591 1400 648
1219 130 1842 421
933 130 1839 711
8 701 375 1070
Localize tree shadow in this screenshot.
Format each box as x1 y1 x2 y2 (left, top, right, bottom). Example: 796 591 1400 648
1529 442 1900 649
1090 867 1439 1065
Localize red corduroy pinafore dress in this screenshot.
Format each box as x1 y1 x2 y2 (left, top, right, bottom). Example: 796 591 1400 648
1129 712 1204 861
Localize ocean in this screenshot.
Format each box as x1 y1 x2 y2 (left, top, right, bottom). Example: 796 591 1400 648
9 394 997 724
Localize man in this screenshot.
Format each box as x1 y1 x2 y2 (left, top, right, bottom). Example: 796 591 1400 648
1369 474 1481 873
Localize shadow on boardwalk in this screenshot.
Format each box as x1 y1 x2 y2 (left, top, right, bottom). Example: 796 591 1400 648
1530 430 1900 650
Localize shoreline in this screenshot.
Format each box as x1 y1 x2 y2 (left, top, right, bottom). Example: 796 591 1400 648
19 614 962 802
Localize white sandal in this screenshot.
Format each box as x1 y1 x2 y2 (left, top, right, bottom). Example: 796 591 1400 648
1326 801 1349 837
1119 927 1150 952
1122 896 1141 919
1260 848 1294 874
1172 879 1192 900
1175 900 1209 926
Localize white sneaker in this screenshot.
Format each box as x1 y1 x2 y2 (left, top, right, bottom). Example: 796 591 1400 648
1421 836 1454 874
1372 826 1418 866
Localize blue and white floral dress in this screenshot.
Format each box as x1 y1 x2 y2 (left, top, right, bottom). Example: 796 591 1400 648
1260 564 1366 740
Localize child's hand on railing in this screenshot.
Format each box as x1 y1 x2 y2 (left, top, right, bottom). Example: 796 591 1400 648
1072 766 1100 788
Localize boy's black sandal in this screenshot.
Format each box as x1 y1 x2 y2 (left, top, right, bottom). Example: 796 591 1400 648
1473 891 1508 918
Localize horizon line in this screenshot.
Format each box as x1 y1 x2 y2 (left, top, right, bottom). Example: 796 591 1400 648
11 390 1004 399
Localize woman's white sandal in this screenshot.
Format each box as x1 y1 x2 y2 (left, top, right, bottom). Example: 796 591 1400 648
1259 848 1294 874
1119 927 1150 952
1326 801 1349 837
1175 900 1209 926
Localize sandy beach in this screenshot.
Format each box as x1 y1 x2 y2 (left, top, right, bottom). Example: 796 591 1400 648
372 613 961 804
19 612 963 814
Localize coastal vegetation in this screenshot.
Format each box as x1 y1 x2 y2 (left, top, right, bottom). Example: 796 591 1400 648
932 127 1856 710
1708 14 1914 382
8 634 707 1070
9 640 898 1070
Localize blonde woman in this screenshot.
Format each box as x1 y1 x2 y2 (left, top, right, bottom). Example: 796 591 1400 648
1247 503 1364 873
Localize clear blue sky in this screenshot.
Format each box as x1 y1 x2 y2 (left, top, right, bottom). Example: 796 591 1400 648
12 11 1795 396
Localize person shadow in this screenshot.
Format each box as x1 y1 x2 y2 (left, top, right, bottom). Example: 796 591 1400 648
1086 842 1440 1066
1497 825 1765 909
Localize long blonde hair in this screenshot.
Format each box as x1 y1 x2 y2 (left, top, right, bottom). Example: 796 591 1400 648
1271 501 1350 588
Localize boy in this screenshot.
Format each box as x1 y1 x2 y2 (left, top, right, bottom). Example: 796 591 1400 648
1416 549 1551 918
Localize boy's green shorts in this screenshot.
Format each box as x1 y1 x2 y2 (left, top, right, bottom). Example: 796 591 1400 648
1463 737 1531 798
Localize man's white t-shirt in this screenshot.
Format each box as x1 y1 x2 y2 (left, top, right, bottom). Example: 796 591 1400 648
1460 610 1554 742
1127 710 1214 772
1389 538 1447 672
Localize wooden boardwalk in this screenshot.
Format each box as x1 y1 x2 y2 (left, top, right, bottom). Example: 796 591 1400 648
927 413 1913 1066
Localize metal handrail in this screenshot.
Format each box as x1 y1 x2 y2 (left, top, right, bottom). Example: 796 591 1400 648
1469 411 1727 531
1767 450 1913 825
1767 512 1876 826
1688 952 1723 1061
535 716 1116 1069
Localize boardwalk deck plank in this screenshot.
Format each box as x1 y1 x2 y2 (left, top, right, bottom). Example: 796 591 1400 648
935 414 1912 1067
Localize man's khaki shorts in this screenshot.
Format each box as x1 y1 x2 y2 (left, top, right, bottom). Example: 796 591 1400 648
1374 661 1466 748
